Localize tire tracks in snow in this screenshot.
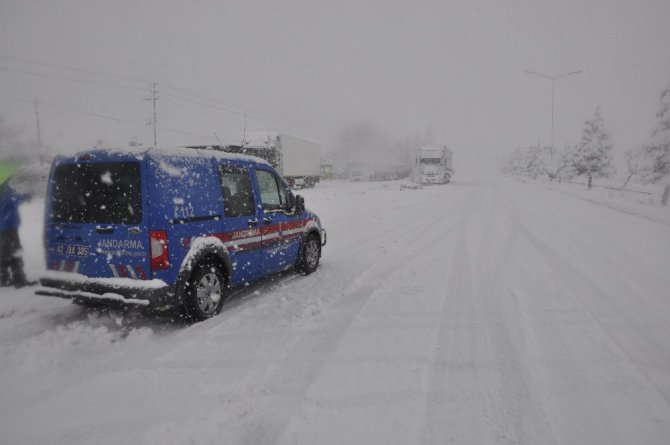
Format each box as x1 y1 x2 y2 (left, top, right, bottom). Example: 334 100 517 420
273 187 475 323
416 184 559 444
502 188 670 403
467 187 558 444
240 198 475 444
146 186 475 445
416 183 482 444
496 187 670 443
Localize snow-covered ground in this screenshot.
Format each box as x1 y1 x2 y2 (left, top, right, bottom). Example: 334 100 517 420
535 178 670 226
1 176 670 444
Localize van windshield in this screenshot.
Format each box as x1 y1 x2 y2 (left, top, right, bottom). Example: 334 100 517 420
51 162 142 224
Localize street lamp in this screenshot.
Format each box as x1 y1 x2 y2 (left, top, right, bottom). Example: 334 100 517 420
526 69 582 162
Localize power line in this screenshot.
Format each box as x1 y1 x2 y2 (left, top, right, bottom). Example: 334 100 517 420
162 128 214 139
1 54 332 133
161 89 331 131
36 98 213 142
0 86 52 96
1 55 329 130
0 66 147 92
0 86 144 101
3 89 215 143
0 54 150 85
0 95 32 103
162 82 332 130
161 90 246 117
38 100 146 126
162 96 224 121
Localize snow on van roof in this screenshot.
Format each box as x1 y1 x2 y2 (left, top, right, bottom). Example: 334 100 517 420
68 146 271 166
149 147 271 166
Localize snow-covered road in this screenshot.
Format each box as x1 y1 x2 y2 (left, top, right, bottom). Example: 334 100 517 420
1 177 670 444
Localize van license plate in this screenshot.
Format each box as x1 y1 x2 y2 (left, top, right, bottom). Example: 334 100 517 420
55 243 90 257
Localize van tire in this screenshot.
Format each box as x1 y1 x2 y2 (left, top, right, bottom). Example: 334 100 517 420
296 233 320 275
182 261 226 321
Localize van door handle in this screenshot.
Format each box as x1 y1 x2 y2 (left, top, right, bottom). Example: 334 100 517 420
247 218 259 227
96 225 114 234
263 217 273 224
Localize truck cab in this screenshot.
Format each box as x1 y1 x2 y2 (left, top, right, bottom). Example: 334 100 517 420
411 145 453 185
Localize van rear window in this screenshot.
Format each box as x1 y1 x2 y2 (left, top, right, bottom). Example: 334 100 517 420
51 162 142 224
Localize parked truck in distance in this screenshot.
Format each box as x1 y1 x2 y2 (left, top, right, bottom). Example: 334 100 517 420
411 145 453 185
238 132 322 188
194 132 322 188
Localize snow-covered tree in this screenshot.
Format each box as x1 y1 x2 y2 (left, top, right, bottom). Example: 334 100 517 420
647 85 670 204
572 107 615 189
621 145 654 193
525 146 547 179
503 146 547 179
554 144 578 182
647 86 670 181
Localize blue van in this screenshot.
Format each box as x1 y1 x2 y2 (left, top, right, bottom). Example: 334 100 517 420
37 147 326 320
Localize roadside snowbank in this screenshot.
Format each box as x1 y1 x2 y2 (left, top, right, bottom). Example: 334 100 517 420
527 179 670 225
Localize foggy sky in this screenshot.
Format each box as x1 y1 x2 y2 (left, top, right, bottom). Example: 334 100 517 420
1 0 669 166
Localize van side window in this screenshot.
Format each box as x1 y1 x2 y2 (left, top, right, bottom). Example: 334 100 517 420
218 165 255 217
255 169 290 212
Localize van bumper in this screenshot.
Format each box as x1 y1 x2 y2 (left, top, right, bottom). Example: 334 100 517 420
36 272 177 309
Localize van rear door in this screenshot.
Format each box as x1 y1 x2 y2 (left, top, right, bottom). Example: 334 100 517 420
46 160 150 280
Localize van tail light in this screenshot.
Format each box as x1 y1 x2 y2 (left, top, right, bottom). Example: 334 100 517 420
150 230 169 270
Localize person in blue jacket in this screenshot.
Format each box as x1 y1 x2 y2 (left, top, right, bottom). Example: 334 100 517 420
0 180 34 287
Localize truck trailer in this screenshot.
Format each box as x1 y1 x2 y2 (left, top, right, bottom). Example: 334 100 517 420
241 132 322 188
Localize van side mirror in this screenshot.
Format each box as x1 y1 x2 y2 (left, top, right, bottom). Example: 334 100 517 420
295 195 305 214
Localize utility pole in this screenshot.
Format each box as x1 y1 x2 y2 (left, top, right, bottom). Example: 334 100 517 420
152 82 158 147
33 97 43 165
525 69 582 163
145 82 159 147
243 110 247 145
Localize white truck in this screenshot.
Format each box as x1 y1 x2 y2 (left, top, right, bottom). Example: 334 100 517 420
242 131 321 188
411 145 453 185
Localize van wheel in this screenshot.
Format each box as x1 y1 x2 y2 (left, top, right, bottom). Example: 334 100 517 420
183 262 226 321
297 233 320 275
